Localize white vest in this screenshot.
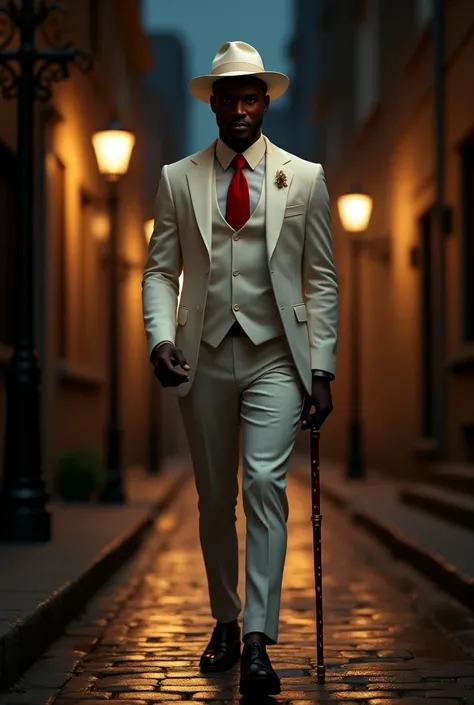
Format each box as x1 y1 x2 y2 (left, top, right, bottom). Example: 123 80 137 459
201 177 284 348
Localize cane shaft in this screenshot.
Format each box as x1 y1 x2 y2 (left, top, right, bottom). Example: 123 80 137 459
310 426 325 683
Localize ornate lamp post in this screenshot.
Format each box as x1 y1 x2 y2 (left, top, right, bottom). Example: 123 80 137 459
337 189 374 480
0 0 92 541
92 122 135 503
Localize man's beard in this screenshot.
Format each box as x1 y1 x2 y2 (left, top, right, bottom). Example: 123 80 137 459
217 113 264 140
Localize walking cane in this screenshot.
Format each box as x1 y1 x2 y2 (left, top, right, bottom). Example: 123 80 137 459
309 423 325 683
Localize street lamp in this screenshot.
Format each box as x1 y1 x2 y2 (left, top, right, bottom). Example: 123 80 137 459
0 0 92 541
337 189 374 480
92 122 135 503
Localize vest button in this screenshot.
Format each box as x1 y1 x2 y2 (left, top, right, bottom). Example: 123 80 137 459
233 304 240 311
233 269 240 277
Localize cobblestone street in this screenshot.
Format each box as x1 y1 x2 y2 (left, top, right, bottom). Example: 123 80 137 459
3 471 474 705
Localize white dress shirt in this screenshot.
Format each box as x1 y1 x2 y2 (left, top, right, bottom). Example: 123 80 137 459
215 135 266 217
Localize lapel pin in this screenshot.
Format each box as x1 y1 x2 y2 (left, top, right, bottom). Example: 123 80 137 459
275 170 288 189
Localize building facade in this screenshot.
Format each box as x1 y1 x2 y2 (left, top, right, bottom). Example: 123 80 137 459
312 0 474 476
0 0 156 492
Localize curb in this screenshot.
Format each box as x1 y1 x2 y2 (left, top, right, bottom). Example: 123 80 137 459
320 483 474 613
0 467 189 690
400 487 474 533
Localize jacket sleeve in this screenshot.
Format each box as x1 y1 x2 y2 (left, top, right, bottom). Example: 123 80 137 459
142 165 182 358
302 164 338 377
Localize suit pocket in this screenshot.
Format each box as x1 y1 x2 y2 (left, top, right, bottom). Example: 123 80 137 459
177 306 188 326
284 203 305 218
293 303 307 323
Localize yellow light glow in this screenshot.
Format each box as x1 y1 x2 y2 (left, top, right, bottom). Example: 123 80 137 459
337 191 373 233
144 218 154 244
91 212 110 242
144 217 184 305
92 128 135 180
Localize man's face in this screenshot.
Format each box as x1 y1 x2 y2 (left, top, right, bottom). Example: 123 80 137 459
210 76 269 146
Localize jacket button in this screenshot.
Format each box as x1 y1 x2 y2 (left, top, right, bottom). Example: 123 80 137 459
233 269 240 277
233 234 240 241
233 304 240 311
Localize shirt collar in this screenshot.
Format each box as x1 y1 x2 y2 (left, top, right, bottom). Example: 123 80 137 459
215 134 266 171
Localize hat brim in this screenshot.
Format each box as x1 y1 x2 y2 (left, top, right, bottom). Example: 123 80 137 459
188 71 290 103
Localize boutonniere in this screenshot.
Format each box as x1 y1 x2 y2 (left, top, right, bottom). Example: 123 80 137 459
275 170 288 189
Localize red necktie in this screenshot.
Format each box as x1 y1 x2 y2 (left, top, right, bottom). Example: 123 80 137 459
226 154 250 231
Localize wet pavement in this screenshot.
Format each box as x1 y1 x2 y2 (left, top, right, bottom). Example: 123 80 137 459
2 471 474 704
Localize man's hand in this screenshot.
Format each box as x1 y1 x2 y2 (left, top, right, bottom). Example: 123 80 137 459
152 343 190 388
300 377 333 431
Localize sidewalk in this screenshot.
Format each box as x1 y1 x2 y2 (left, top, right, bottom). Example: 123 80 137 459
292 457 474 618
0 462 191 689
24 473 474 704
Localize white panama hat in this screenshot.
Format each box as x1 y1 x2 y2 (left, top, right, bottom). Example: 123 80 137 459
189 41 290 103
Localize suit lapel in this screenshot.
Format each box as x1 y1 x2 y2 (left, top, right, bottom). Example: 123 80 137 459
264 137 294 262
186 143 215 258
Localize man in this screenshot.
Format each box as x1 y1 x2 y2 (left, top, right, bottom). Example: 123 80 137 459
142 41 338 697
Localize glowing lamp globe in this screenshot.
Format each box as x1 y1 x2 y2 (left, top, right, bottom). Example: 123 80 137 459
92 123 135 180
337 190 373 233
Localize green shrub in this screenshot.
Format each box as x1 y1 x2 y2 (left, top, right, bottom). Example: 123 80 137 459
56 446 105 502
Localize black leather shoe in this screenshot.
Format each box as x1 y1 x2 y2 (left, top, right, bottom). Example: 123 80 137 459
239 641 281 696
199 620 241 672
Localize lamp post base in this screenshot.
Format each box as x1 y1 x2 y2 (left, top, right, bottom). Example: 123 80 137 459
0 504 51 542
0 349 52 542
100 425 125 504
347 418 365 479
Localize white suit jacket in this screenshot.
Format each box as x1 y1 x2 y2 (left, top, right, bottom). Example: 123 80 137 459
142 136 338 397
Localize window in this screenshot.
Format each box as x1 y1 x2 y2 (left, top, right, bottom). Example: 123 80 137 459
415 0 434 26
355 0 379 123
0 142 18 347
460 133 474 343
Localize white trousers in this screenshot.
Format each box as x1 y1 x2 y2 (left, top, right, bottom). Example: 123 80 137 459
178 334 304 644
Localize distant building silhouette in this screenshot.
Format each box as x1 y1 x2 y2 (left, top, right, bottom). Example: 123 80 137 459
141 32 189 214
283 0 325 159
264 0 325 159
264 105 291 151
